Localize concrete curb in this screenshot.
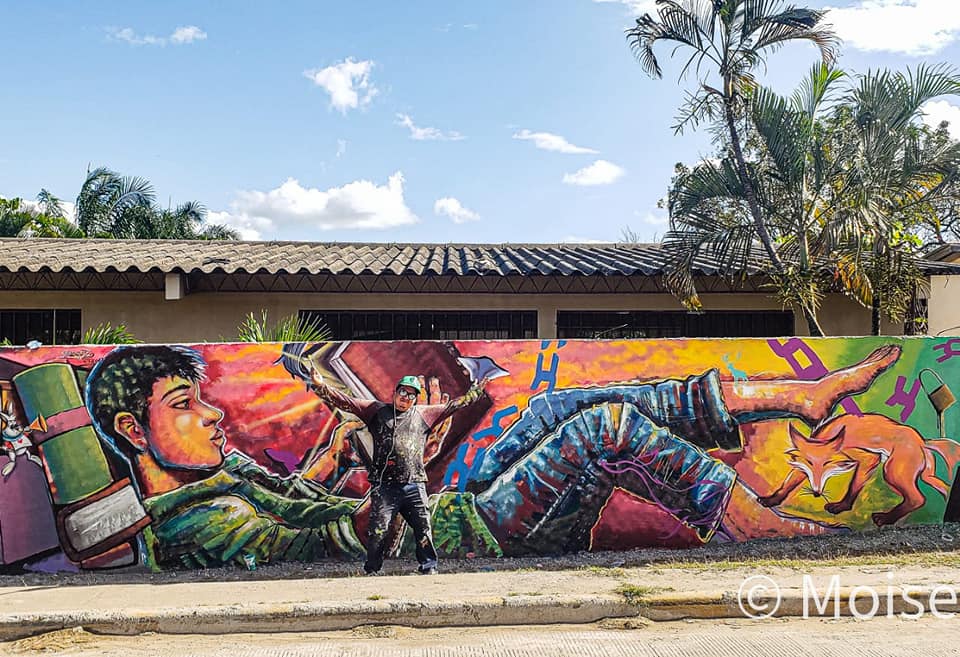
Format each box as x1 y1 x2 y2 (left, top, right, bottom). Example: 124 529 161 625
4 587 960 640
0 594 640 641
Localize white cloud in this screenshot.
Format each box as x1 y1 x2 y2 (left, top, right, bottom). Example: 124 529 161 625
396 114 465 141
922 100 960 138
107 25 207 46
304 58 378 114
214 173 418 237
170 26 207 44
336 139 348 158
592 0 658 15
562 160 626 186
434 197 480 224
825 0 960 56
512 129 598 154
206 210 271 241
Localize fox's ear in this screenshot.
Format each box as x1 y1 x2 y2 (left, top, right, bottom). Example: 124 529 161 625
818 422 845 444
788 423 808 447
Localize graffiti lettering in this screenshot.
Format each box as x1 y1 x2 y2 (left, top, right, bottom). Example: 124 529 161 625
444 405 518 491
767 338 862 416
885 376 922 423
934 339 960 363
530 340 566 392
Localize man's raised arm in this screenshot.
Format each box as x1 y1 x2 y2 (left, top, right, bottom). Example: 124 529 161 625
309 379 381 425
419 379 487 428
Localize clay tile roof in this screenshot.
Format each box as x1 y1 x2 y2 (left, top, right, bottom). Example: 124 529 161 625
0 238 956 276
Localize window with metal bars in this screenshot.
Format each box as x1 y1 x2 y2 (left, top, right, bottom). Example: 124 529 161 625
299 310 538 341
556 310 794 339
0 309 82 345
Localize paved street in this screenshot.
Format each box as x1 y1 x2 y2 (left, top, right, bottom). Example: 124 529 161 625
6 616 960 657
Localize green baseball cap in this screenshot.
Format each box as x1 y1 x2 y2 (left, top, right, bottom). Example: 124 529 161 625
396 375 423 393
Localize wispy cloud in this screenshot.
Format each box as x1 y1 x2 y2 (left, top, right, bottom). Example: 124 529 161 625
562 160 625 186
107 25 207 46
825 0 960 56
396 114 465 141
637 209 668 226
592 0 657 15
923 100 960 138
212 173 418 239
513 129 598 154
304 58 378 114
438 23 480 32
434 197 480 224
336 139 348 158
561 235 615 244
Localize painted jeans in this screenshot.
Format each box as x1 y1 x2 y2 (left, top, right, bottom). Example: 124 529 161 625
364 482 438 573
468 370 739 553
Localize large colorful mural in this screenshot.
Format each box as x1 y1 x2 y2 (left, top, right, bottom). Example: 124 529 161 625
1 337 960 573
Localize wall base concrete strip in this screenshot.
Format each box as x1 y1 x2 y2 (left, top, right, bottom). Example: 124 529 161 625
0 594 641 640
5 588 960 640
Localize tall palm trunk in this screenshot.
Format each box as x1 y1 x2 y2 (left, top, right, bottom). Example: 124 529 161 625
871 296 882 336
722 96 825 337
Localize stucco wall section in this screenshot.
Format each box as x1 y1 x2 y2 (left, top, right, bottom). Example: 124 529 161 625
0 289 888 342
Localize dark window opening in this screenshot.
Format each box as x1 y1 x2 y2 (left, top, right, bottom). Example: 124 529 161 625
557 310 794 339
0 309 82 345
299 310 538 341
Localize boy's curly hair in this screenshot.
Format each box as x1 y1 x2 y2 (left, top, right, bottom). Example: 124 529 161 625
86 345 206 450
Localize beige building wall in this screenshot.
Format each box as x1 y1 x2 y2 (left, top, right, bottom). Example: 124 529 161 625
0 288 890 343
929 275 960 337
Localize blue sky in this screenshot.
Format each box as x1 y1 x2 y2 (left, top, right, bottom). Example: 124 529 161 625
2 1 959 243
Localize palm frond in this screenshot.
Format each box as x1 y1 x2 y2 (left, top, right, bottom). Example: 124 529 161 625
236 310 331 343
82 323 141 345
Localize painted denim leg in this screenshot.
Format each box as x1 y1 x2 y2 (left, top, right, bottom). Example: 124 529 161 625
469 369 739 493
364 485 400 574
398 483 438 571
475 401 737 554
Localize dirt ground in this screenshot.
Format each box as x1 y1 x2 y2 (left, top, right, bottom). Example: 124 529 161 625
2 522 958 588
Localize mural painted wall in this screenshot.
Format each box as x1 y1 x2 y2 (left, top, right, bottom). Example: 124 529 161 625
1 337 960 573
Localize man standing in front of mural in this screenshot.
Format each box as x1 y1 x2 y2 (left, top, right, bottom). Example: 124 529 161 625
306 371 488 575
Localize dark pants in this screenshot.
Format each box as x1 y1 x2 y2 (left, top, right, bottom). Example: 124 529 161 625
364 482 438 574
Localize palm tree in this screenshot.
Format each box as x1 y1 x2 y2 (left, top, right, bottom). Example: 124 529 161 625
627 0 839 334
834 65 960 334
665 64 846 334
73 167 240 240
75 167 156 237
664 64 960 336
235 310 331 343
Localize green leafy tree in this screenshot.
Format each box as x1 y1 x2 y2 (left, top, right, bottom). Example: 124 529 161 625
0 196 83 238
626 0 838 334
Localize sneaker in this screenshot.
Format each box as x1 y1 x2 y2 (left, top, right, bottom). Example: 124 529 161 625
364 569 383 576
419 567 438 575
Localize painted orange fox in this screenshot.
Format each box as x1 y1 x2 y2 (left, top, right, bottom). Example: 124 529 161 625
758 414 960 526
